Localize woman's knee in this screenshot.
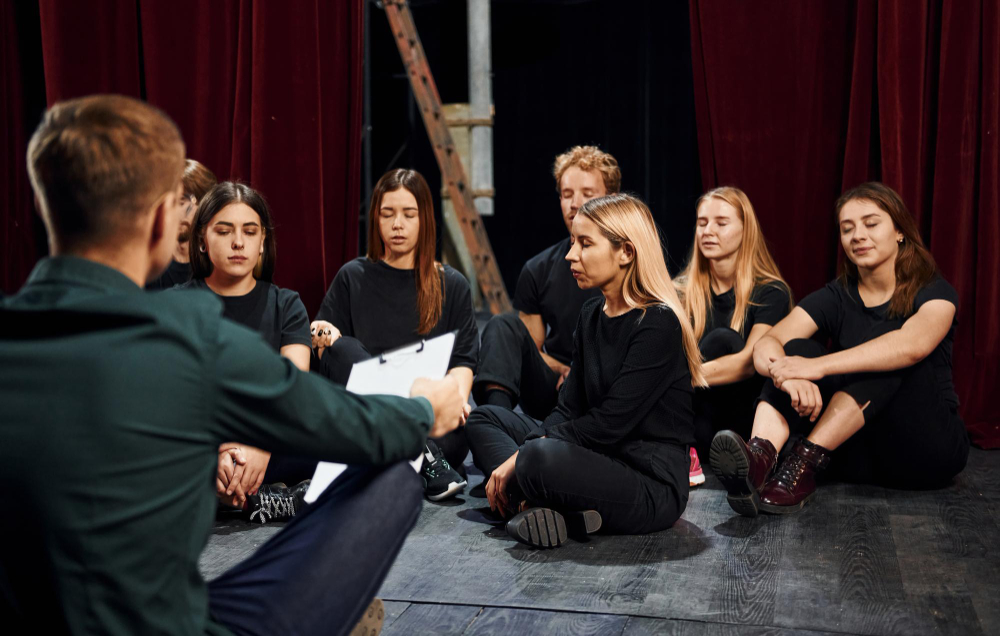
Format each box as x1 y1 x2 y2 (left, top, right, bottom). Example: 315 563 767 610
783 338 826 358
699 327 745 361
515 438 562 497
481 312 525 342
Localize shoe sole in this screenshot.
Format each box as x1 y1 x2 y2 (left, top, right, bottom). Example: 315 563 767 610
709 431 759 518
507 508 568 548
425 479 467 502
689 472 706 487
349 597 385 636
759 492 815 515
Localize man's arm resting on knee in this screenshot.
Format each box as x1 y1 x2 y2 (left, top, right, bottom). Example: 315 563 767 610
519 311 570 376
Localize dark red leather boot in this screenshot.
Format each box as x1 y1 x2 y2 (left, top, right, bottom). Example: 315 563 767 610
709 430 779 517
758 438 832 514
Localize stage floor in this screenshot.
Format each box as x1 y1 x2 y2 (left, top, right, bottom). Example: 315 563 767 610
200 447 1000 635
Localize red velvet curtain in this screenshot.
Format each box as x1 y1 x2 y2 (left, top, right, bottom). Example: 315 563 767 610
690 0 1000 447
4 0 363 315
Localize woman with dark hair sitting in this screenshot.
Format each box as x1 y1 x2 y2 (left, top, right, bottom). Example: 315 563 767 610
465 193 705 548
310 169 479 502
174 181 314 522
711 182 970 517
675 187 791 486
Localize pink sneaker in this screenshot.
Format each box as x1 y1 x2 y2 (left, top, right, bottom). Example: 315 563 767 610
689 447 706 487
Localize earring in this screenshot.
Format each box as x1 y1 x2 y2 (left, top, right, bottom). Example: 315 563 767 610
199 245 206 253
897 237 904 244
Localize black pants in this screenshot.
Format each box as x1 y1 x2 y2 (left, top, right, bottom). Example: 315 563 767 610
759 336 970 488
693 328 764 458
317 336 469 474
471 313 561 419
210 463 422 635
465 405 687 534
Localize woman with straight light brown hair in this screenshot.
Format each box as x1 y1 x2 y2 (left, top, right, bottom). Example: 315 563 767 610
676 187 792 486
311 168 479 502
711 182 969 518
466 193 703 549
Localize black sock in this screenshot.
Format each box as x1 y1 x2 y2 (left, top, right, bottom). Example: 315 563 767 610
485 388 514 410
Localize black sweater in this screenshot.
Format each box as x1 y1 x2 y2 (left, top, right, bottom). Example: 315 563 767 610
535 297 695 483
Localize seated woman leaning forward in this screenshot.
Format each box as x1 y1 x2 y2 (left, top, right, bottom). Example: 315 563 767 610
173 181 314 522
677 187 791 486
310 169 480 502
710 182 970 517
465 193 706 549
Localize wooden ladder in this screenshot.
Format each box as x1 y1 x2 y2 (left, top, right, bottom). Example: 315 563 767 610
383 0 512 315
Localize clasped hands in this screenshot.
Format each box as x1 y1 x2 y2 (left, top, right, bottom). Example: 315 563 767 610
309 320 341 357
216 444 271 508
767 355 825 422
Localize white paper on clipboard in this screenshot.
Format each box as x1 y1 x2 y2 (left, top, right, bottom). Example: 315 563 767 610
303 331 456 503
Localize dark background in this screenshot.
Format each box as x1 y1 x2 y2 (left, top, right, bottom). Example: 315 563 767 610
2 0 998 446
368 0 702 294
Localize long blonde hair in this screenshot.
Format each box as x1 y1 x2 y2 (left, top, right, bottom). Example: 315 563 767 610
678 187 790 342
579 194 706 387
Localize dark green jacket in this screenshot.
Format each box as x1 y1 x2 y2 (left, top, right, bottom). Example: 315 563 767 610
0 257 434 635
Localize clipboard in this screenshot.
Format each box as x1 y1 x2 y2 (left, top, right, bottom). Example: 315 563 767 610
304 331 456 503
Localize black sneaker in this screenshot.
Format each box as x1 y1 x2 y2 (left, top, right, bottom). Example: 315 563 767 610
245 480 310 524
420 440 467 501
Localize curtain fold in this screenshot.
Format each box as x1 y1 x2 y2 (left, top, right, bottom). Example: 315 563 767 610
690 0 1000 446
3 0 363 315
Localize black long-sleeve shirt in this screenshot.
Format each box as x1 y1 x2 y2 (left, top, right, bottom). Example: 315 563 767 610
535 297 695 482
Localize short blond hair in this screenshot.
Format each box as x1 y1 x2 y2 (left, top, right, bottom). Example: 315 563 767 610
552 145 621 194
27 94 185 248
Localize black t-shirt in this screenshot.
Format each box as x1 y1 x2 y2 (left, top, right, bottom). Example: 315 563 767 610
798 276 959 408
171 279 311 353
315 257 479 372
536 298 695 483
705 281 792 339
513 237 601 364
145 260 191 291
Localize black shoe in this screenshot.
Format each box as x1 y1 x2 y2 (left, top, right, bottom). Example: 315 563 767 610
506 508 602 549
245 480 310 524
421 440 467 501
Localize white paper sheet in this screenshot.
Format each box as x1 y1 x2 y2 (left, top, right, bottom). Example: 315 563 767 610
304 332 456 503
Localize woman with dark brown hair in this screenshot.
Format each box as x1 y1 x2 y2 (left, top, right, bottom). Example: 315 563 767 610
710 182 969 517
311 169 479 501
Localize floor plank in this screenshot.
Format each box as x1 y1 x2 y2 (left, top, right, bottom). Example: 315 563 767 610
381 603 482 636
464 607 628 635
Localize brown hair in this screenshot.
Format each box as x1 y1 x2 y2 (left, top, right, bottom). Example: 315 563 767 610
27 94 185 249
835 182 937 318
183 159 218 201
367 169 443 334
678 187 791 341
189 182 277 283
553 145 621 194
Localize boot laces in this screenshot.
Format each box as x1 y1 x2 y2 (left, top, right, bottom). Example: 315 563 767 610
775 454 809 488
250 490 296 523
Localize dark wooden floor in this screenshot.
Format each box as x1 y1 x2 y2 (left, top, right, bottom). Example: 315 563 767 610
200 447 1000 635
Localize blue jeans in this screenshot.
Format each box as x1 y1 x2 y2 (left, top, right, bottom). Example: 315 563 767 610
208 462 422 636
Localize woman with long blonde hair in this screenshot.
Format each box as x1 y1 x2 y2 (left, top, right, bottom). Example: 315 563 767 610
676 187 791 486
465 193 702 548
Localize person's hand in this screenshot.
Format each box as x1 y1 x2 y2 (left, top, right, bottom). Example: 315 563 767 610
410 376 465 437
310 320 341 352
781 379 824 422
556 365 571 391
485 451 518 518
459 402 472 426
768 355 824 389
216 446 247 507
233 446 271 498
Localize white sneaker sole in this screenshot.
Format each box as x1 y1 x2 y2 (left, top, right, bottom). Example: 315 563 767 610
690 472 706 487
426 479 467 501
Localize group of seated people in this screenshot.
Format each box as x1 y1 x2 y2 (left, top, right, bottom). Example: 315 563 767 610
1 95 971 634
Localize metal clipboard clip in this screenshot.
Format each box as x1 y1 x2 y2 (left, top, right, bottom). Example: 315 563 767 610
378 339 427 364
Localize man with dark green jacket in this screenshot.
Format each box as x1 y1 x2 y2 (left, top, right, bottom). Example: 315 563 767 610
0 94 464 635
